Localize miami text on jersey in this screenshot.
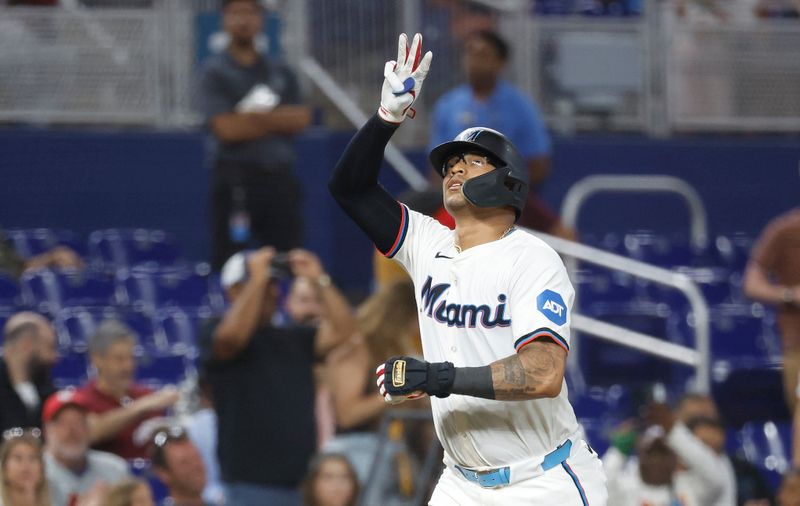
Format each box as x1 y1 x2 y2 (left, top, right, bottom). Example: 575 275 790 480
420 276 512 328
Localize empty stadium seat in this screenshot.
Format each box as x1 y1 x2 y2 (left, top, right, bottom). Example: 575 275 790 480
623 231 705 268
55 306 164 354
6 228 84 258
88 228 183 271
51 350 89 388
156 308 201 357
579 302 675 386
713 233 754 272
136 354 188 386
20 269 117 315
116 264 218 315
735 420 791 491
712 359 789 427
0 273 20 309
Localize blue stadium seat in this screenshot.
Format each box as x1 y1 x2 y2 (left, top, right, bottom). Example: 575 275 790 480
54 306 162 354
20 269 117 315
735 420 791 491
713 233 754 272
51 350 89 388
156 308 200 357
579 302 675 386
136 354 188 387
712 359 789 428
575 266 642 308
117 265 217 315
669 303 778 360
0 273 21 309
646 267 734 312
623 231 702 268
7 228 84 258
88 229 183 272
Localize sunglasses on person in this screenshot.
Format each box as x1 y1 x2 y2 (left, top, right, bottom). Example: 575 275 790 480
2 427 42 441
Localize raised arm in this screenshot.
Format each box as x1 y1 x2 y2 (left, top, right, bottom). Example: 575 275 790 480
328 33 432 255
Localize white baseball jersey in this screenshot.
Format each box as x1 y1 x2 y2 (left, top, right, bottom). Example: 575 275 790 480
388 205 581 468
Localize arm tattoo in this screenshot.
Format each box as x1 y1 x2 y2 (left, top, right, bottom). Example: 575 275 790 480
490 341 566 401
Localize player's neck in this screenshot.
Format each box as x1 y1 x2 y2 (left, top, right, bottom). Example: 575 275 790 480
228 41 259 66
454 212 515 252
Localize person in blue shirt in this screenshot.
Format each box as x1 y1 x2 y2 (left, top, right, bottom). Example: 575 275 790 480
430 30 576 240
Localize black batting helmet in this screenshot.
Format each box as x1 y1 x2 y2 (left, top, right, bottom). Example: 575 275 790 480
429 127 529 221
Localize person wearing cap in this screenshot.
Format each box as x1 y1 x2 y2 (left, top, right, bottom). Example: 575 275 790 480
42 389 129 506
201 247 354 506
0 312 58 434
149 426 210 506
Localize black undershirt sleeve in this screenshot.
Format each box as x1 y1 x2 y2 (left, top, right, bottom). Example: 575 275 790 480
328 114 405 255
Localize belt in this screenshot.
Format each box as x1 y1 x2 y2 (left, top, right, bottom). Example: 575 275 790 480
454 440 574 489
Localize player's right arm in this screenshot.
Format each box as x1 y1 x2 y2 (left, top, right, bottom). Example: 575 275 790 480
329 33 432 254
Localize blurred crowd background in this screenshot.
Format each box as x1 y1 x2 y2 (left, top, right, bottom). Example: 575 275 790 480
0 0 798 504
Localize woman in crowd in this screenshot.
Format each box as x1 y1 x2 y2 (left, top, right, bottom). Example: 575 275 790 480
323 280 421 481
302 453 359 506
0 430 51 506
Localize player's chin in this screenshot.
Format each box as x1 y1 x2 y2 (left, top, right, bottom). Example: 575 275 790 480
443 194 467 214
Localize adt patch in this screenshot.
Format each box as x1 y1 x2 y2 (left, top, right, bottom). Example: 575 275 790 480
537 290 567 326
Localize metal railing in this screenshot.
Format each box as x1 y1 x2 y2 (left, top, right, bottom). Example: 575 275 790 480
528 228 711 393
561 175 709 249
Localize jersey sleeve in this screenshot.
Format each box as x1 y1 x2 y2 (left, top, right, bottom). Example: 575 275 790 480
508 246 574 354
389 205 452 276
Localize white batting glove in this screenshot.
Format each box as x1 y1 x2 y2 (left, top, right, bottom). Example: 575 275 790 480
376 363 425 405
378 33 433 125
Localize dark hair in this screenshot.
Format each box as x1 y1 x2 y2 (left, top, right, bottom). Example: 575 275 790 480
148 426 189 471
301 453 360 506
468 30 510 61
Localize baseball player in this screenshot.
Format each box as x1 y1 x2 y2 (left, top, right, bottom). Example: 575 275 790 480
329 33 607 505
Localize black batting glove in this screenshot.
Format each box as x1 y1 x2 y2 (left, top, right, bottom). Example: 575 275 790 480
380 356 456 399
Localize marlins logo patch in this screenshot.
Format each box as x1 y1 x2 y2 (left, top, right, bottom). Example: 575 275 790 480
537 289 567 326
392 360 406 387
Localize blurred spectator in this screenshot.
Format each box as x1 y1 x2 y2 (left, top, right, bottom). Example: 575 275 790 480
199 0 312 271
779 470 800 506
300 453 359 506
429 30 576 241
675 392 720 422
0 230 83 279
0 429 52 506
604 425 687 505
284 277 323 327
0 312 58 434
743 208 800 410
323 280 420 483
647 403 736 506
104 478 154 506
149 426 208 506
675 393 772 505
200 248 354 506
73 320 179 460
184 377 224 505
42 389 129 506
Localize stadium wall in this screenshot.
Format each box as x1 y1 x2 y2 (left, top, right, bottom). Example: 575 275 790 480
1 128 797 293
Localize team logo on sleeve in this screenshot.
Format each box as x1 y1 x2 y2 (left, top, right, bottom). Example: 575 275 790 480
537 290 567 326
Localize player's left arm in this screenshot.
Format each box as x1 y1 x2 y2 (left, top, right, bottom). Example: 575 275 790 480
488 341 566 400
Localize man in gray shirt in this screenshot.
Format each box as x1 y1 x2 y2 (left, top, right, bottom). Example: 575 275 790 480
200 0 311 270
42 389 129 506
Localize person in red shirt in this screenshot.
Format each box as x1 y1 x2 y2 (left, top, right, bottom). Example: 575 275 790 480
74 320 179 460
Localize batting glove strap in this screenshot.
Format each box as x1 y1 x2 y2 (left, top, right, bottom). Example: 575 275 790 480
384 357 456 398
